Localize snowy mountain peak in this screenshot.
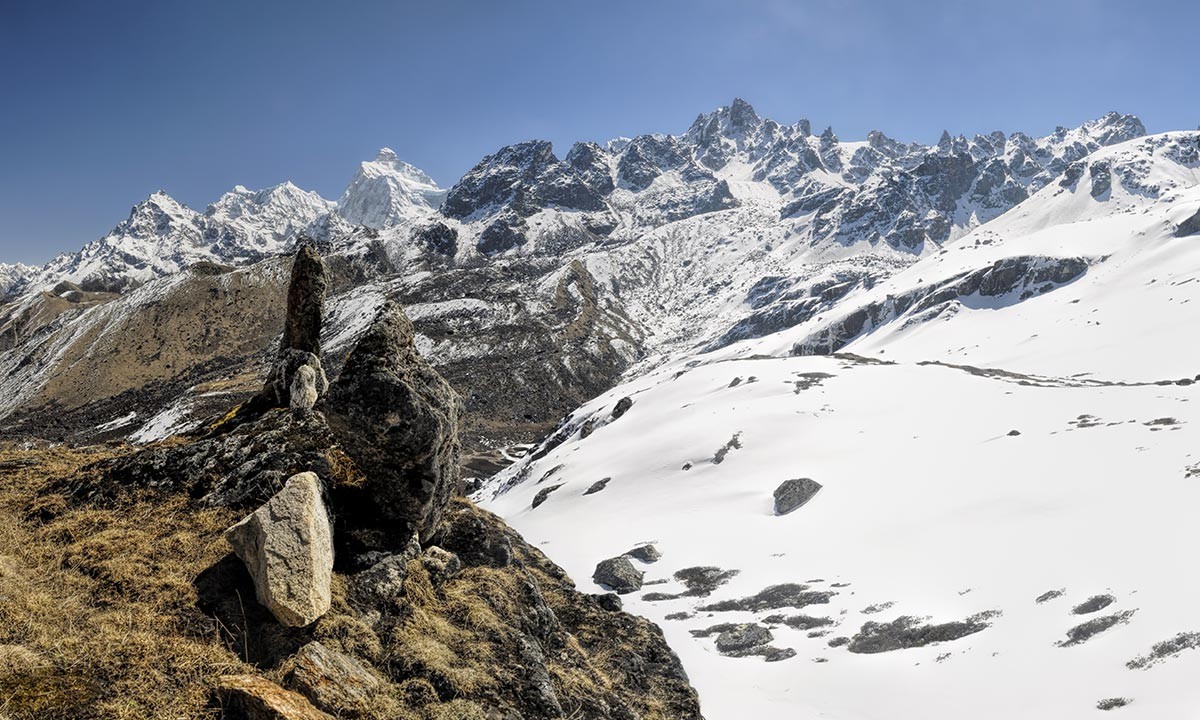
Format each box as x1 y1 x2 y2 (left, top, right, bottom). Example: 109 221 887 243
0 262 35 297
442 139 606 225
366 147 438 186
117 191 200 237
1081 111 1147 146
337 148 444 228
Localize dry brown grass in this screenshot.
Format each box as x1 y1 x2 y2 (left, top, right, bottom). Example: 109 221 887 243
383 562 500 698
0 448 696 720
0 446 246 720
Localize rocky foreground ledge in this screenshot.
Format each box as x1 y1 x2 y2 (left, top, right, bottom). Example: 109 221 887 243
0 247 701 720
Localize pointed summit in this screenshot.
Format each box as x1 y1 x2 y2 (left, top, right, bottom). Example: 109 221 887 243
338 149 445 228
728 98 761 132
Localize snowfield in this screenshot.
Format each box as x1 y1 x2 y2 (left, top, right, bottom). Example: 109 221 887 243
480 131 1200 719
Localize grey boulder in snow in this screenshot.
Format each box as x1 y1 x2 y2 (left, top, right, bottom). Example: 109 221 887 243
592 555 644 594
774 478 823 515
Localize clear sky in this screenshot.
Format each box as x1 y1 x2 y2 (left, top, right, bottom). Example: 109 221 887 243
1 0 1197 264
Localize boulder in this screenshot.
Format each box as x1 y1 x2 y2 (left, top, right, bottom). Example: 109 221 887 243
290 364 319 419
626 544 661 563
283 641 381 717
715 624 773 653
531 483 563 509
611 396 633 419
213 674 333 720
225 472 334 627
773 478 823 515
592 556 644 594
324 301 462 544
583 478 610 495
596 593 624 612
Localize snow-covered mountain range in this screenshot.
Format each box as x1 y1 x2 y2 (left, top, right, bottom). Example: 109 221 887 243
0 99 1165 451
1 99 1145 301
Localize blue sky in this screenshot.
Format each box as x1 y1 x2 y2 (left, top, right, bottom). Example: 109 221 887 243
1 0 1197 264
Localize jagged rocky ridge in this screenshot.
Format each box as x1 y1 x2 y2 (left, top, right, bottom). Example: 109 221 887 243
61 248 702 720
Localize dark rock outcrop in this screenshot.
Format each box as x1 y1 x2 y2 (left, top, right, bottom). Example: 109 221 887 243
626 544 661 563
324 301 462 545
611 396 633 420
715 624 772 653
1177 207 1200 237
847 614 993 654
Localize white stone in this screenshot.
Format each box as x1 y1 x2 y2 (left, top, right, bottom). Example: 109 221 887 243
226 472 333 626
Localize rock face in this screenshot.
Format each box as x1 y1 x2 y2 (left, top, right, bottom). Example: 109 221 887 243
225 472 334 627
1177 207 1200 237
593 555 644 594
213 674 333 720
774 478 823 515
283 641 381 717
281 245 327 356
324 301 462 544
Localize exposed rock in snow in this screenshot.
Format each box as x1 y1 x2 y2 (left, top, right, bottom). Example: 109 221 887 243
593 555 644 594
773 478 822 515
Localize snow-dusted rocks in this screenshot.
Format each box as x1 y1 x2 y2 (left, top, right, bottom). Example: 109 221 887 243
225 472 334 627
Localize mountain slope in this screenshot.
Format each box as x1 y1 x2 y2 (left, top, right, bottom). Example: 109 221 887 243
478 131 1200 719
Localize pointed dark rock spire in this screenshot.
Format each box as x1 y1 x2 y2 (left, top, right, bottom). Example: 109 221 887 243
257 244 330 414
281 244 328 357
